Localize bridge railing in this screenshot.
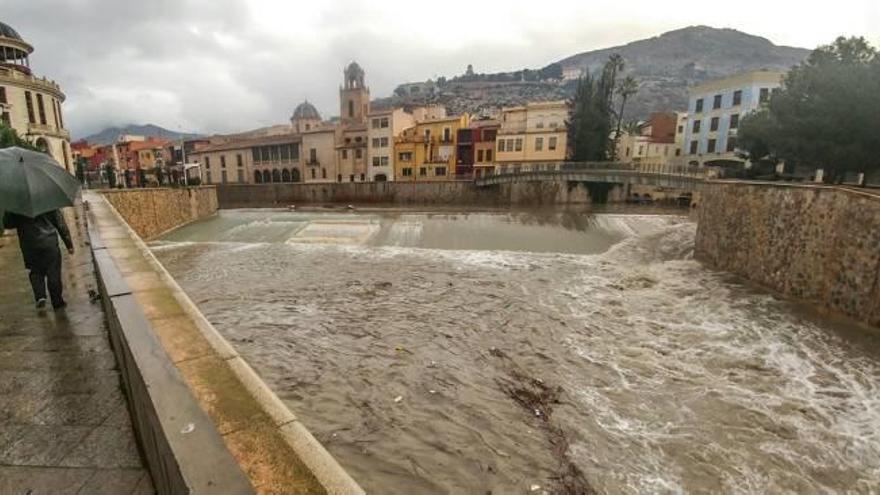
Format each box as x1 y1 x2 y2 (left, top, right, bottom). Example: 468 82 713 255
479 161 713 180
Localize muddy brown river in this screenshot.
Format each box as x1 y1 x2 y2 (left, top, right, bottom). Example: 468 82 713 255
152 207 880 494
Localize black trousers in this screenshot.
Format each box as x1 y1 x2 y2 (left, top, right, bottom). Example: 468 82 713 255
27 246 64 308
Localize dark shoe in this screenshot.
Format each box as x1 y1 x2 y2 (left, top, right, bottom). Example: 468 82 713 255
36 298 47 310
53 301 68 311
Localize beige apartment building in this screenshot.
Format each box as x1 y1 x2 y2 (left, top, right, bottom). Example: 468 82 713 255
495 101 568 173
0 22 72 172
190 134 306 185
367 108 414 182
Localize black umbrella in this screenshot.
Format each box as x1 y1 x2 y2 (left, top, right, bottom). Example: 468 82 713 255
0 146 80 218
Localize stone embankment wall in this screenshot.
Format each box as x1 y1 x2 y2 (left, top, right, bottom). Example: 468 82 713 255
696 182 880 328
101 187 218 239
217 181 631 208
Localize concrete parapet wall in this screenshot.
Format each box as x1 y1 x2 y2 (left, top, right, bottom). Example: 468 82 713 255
101 187 218 240
85 192 364 494
695 181 880 328
216 181 627 208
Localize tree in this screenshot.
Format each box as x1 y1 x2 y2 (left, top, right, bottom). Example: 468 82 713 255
0 122 37 151
539 63 563 81
105 162 117 188
613 76 639 155
567 55 626 162
738 36 880 182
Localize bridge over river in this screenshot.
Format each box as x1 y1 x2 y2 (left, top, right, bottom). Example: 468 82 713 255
475 162 712 190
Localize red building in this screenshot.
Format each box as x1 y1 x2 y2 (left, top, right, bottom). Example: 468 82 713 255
456 119 499 179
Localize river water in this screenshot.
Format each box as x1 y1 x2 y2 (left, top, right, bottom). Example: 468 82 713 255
152 207 880 494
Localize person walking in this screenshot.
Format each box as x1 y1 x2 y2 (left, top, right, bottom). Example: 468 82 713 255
2 209 74 310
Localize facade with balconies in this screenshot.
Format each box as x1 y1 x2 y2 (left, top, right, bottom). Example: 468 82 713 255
393 114 469 181
495 101 568 174
0 21 72 172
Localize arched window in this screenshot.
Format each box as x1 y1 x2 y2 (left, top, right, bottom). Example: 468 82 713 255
281 169 291 182
375 174 387 182
291 168 301 182
35 138 49 153
254 170 263 183
272 169 281 183
262 170 271 183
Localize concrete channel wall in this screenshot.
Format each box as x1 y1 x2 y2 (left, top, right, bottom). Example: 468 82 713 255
695 181 880 328
101 187 219 240
216 181 636 207
87 190 364 494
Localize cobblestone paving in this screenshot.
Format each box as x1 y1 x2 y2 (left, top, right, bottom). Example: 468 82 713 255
0 207 153 494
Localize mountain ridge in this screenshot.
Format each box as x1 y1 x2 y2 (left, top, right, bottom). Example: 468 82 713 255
80 124 200 145
376 26 811 120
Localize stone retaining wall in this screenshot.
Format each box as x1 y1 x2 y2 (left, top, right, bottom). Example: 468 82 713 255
101 187 218 240
216 181 633 208
695 182 880 327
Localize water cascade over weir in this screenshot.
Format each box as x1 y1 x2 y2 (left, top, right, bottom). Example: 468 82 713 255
150 208 880 494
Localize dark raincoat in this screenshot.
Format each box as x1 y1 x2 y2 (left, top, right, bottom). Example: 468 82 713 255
2 210 73 269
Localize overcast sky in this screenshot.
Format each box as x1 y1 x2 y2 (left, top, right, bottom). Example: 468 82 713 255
3 0 877 138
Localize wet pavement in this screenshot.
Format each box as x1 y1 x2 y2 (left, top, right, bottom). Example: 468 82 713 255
0 207 153 494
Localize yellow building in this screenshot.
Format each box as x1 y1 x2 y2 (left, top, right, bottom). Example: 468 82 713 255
495 101 567 173
394 114 469 181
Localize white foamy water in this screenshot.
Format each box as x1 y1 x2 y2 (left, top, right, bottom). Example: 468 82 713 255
152 208 880 494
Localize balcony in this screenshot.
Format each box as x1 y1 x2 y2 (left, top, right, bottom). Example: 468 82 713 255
27 123 70 139
306 159 320 167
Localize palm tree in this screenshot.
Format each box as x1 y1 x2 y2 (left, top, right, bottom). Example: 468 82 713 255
613 76 639 160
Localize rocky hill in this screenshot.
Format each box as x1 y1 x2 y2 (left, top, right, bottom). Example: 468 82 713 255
375 26 811 120
81 124 200 145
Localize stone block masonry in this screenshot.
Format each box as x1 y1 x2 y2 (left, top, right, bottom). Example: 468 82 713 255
101 187 219 240
695 181 880 328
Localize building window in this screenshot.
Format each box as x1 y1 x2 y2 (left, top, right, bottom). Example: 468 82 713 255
355 149 362 159
535 137 544 151
261 147 270 162
36 94 47 125
402 167 413 177
677 125 684 134
419 167 427 176
0 87 5 104
236 169 243 182
399 152 413 161
380 156 389 166
477 149 484 162
733 90 742 106
381 118 389 128
435 167 446 176
252 148 260 162
675 148 681 156
349 174 354 182
342 149 348 159
355 137 362 143
24 91 35 124
498 140 506 152
373 156 380 166
348 100 354 117
311 168 316 179
760 88 770 103
713 94 722 109
205 156 211 168
730 114 740 129
321 168 326 179
236 154 242 167
695 98 704 113
380 137 389 147
310 148 317 163
281 145 290 161
372 118 381 129
693 120 701 133
710 117 719 132
221 170 228 183
221 155 226 168
486 149 493 161
443 128 451 142
514 139 523 152
548 137 557 151
638 145 644 156
727 136 738 152
689 140 698 154
206 171 213 184
372 138 380 147
360 173 365 181
536 122 544 129
707 139 717 153
52 98 60 129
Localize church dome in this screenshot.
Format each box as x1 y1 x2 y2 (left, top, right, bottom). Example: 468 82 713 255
0 22 23 41
292 101 321 121
345 61 363 75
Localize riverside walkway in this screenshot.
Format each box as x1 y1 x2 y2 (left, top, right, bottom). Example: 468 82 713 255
0 207 153 494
